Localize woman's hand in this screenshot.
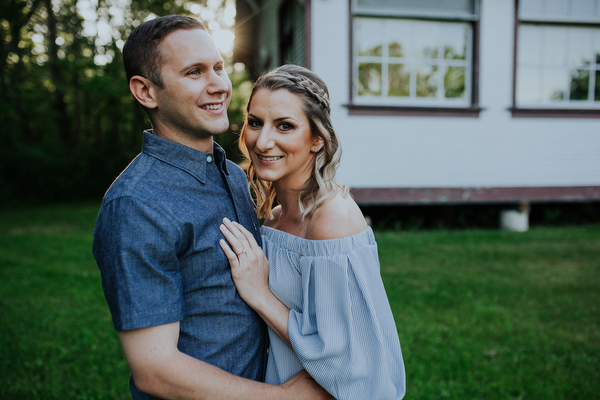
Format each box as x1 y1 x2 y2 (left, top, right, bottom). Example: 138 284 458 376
219 218 270 309
219 218 293 348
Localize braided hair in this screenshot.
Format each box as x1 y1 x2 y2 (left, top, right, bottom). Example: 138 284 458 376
239 64 348 219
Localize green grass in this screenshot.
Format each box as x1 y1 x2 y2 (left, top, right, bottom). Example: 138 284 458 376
0 203 130 400
378 228 600 400
1 203 599 399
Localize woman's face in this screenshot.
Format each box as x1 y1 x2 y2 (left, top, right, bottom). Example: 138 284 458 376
244 88 323 189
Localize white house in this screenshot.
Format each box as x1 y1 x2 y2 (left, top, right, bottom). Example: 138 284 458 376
233 0 600 226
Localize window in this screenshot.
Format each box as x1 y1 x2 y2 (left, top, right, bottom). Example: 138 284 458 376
350 0 480 115
514 0 600 115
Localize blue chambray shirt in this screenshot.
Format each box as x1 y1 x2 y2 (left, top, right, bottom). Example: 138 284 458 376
93 131 267 399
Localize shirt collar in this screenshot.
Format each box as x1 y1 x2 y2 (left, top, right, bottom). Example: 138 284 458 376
141 130 229 184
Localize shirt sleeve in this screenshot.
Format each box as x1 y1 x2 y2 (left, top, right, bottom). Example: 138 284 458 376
287 244 406 400
93 196 185 331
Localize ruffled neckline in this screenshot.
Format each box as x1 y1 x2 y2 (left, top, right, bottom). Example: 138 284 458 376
260 225 375 257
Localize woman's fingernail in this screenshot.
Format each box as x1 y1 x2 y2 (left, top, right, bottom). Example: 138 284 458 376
223 217 230 223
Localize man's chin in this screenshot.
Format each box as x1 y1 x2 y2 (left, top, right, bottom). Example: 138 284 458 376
208 121 231 136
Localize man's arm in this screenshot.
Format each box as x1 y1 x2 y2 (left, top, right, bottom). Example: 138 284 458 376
118 321 332 400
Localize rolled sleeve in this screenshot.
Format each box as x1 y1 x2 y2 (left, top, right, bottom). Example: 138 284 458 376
93 196 185 331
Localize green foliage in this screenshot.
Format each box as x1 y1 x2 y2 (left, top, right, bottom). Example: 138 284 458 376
216 65 254 164
1 204 599 399
0 0 250 206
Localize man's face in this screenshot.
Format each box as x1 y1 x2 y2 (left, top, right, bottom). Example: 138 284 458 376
152 29 232 144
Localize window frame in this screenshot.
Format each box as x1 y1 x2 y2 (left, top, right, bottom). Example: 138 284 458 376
511 0 600 118
347 0 482 117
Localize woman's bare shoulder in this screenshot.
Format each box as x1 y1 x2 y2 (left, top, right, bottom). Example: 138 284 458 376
306 192 368 240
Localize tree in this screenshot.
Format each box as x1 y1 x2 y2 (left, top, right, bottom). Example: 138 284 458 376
0 0 250 205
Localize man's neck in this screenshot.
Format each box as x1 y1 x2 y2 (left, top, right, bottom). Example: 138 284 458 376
152 128 214 154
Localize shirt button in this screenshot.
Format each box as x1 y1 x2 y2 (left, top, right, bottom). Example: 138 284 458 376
206 155 213 163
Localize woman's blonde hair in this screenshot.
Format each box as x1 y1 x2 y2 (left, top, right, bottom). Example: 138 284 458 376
239 64 348 219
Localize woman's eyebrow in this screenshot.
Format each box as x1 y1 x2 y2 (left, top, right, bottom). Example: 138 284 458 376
248 113 298 123
273 116 297 123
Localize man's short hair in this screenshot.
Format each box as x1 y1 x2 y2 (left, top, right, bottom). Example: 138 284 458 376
123 15 205 88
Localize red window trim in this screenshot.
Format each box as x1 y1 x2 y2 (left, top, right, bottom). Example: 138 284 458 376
351 186 600 205
510 108 600 119
347 104 482 117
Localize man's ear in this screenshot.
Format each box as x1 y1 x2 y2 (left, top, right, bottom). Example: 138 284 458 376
129 76 158 109
311 136 324 153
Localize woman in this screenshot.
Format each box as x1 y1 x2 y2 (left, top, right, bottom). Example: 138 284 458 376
219 65 405 399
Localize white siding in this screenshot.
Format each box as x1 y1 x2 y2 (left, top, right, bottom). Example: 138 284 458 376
310 0 600 189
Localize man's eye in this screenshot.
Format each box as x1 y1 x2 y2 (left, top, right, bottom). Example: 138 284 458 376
188 69 200 76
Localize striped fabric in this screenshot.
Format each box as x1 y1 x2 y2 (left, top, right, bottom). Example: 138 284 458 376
261 226 406 400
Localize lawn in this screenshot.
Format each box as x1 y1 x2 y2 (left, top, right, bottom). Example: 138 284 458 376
1 203 599 399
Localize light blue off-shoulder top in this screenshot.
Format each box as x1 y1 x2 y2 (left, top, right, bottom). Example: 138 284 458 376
261 226 406 400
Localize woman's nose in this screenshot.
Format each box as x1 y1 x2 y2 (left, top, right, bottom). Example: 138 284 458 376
255 128 274 151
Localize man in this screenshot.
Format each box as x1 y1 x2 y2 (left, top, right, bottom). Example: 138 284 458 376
93 15 330 399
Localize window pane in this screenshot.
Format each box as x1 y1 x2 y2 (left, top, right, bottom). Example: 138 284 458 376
414 21 440 59
353 16 472 106
569 69 590 100
519 0 544 16
356 19 383 57
444 66 466 98
542 69 567 101
358 63 382 96
389 64 410 96
594 31 600 64
517 67 543 103
386 19 412 58
595 70 600 100
545 0 569 16
518 25 543 65
569 29 594 66
356 0 476 17
571 0 596 18
543 27 567 66
516 24 600 106
519 0 600 21
416 65 438 97
443 23 468 60
389 41 404 58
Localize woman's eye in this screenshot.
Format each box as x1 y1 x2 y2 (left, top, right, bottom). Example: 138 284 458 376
279 122 293 131
188 69 200 76
248 119 262 128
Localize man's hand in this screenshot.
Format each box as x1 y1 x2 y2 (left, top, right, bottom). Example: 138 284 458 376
281 370 335 400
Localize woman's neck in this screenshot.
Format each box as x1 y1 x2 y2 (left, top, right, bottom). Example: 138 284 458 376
272 184 311 237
